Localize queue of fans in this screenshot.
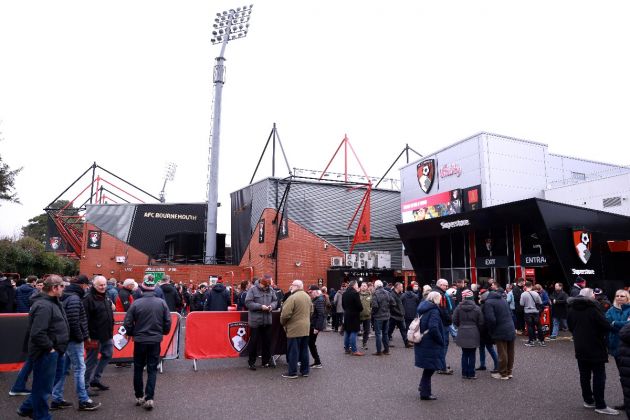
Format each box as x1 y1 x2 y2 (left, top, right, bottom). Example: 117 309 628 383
2 272 630 418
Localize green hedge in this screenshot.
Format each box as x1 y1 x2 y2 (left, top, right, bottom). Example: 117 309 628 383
0 237 78 278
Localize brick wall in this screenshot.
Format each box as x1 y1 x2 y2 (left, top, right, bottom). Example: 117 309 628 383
237 208 344 291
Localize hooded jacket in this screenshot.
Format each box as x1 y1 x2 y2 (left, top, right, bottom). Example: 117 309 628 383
401 290 420 321
84 286 114 341
311 294 326 331
15 283 35 313
160 282 181 312
482 291 516 342
614 324 630 401
453 299 484 349
204 283 231 311
568 296 612 362
606 303 630 357
245 282 278 327
61 283 89 343
27 293 69 359
0 277 15 313
359 291 372 321
414 301 446 371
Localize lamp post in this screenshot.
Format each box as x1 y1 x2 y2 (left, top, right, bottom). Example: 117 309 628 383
205 5 253 264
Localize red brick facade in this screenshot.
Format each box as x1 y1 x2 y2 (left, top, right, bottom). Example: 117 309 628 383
237 208 344 291
79 210 345 292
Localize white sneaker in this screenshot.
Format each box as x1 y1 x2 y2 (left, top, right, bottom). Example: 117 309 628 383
136 397 145 406
584 402 596 409
594 407 619 415
142 399 154 410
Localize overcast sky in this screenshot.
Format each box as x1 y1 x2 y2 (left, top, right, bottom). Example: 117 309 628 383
1 0 629 241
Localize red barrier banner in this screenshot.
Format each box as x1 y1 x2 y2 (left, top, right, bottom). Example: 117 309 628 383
112 312 181 362
0 313 29 372
185 311 286 360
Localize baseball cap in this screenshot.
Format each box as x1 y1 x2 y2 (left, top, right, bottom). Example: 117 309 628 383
308 285 320 291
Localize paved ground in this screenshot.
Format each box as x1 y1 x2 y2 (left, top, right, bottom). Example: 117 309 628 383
0 328 624 420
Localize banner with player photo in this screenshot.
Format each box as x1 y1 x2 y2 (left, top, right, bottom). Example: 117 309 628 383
257 219 265 243
278 197 289 240
401 189 463 223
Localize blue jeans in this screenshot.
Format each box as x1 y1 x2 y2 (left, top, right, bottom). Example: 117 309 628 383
11 357 33 392
85 339 113 385
52 341 89 403
286 336 309 376
19 351 59 420
551 317 568 337
344 331 358 353
374 319 389 353
479 343 498 370
461 348 476 378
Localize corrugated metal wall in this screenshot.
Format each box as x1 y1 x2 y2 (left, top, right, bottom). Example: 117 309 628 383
232 178 402 268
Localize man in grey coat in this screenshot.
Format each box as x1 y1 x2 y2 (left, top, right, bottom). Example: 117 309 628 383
520 281 545 347
245 277 278 370
371 280 393 355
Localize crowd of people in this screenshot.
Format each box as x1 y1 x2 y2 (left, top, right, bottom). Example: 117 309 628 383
2 272 630 418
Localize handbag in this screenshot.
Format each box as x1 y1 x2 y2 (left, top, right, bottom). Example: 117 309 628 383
407 315 427 344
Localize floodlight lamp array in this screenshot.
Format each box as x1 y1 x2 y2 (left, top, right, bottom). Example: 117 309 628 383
211 4 253 44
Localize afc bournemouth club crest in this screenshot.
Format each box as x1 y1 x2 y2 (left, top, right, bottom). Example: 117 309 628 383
88 230 102 249
573 230 592 264
417 159 435 194
49 236 61 250
228 322 250 353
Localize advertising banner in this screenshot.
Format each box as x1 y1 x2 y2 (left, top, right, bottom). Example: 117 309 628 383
402 189 462 223
185 311 287 360
111 312 181 362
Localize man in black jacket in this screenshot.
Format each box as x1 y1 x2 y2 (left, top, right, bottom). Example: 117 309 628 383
84 275 114 392
308 285 326 368
342 281 364 356
190 284 207 311
18 275 69 419
0 275 16 313
512 278 525 332
159 277 181 312
568 288 617 415
204 279 231 311
388 282 412 348
549 282 569 339
123 275 171 411
51 276 100 411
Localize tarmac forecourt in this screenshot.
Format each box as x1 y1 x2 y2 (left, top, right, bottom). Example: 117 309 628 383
0 329 622 420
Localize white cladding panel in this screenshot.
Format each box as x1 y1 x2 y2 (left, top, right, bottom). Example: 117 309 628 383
484 134 547 205
545 172 630 216
546 154 627 188
400 134 483 205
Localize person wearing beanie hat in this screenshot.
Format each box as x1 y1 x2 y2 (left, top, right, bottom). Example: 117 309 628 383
123 274 171 410
452 288 484 379
133 275 165 301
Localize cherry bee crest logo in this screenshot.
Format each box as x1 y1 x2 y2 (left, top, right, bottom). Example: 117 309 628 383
228 322 250 353
49 237 60 250
417 159 435 194
573 230 592 264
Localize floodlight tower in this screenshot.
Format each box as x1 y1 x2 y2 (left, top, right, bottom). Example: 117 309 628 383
159 162 177 203
205 5 253 264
